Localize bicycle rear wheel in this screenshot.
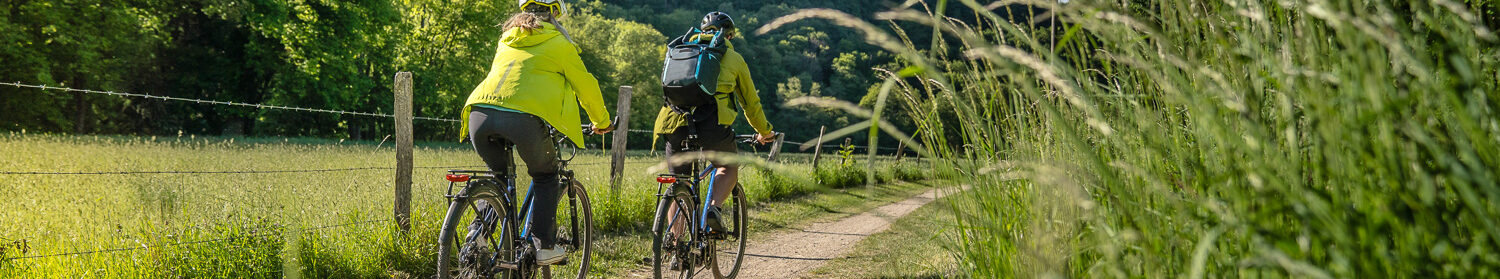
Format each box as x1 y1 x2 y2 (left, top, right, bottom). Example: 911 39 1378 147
709 185 748 279
652 194 697 279
437 180 517 279
542 179 593 279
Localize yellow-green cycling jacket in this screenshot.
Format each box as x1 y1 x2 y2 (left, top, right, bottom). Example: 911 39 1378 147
653 39 773 135
461 22 612 147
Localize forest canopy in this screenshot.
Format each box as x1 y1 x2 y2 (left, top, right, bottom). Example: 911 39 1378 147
0 0 920 148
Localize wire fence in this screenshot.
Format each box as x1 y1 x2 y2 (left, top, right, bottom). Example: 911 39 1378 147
4 218 391 261
0 163 642 177
3 82 459 122
4 81 909 153
0 165 496 175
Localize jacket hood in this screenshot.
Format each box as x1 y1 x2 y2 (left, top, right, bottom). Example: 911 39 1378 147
501 22 562 48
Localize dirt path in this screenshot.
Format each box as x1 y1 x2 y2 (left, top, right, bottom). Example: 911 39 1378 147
621 186 957 278
731 187 954 279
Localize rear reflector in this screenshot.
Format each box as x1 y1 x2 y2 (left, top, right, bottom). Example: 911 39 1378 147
445 174 471 182
655 177 677 184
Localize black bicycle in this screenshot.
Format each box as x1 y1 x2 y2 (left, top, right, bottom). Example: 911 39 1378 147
436 125 598 279
650 132 781 279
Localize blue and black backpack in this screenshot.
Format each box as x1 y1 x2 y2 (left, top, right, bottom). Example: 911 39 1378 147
660 28 729 111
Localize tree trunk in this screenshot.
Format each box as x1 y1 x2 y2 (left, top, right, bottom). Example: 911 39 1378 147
73 91 86 134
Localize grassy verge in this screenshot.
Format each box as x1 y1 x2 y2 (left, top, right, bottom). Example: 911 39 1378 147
762 0 1500 277
807 194 961 279
0 133 930 277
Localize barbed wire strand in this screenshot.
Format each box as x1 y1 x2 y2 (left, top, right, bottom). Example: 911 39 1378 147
6 82 908 158
0 165 497 175
0 167 389 175
3 82 458 122
4 218 390 261
0 162 657 175
6 82 914 151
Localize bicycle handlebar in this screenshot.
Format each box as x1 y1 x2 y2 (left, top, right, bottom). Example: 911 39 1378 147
736 132 783 144
581 116 620 136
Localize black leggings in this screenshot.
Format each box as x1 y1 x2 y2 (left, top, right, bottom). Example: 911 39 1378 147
468 107 563 247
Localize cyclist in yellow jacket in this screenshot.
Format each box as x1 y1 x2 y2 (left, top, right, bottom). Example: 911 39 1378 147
654 12 776 236
462 0 611 265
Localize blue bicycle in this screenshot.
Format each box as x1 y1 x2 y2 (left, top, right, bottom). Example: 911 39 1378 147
651 133 781 279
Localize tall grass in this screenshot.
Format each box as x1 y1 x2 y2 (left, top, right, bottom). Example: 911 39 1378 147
764 0 1498 277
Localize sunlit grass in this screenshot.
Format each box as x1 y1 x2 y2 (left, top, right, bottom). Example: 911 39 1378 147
0 132 926 277
765 0 1500 277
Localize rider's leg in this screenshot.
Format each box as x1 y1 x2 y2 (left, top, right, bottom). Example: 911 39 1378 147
467 108 518 245
501 115 562 249
709 166 737 206
699 124 738 234
703 122 739 207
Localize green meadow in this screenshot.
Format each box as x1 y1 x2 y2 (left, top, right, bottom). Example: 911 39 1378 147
0 133 926 277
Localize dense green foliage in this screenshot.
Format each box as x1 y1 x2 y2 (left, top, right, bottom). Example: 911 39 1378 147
774 0 1500 277
0 0 921 148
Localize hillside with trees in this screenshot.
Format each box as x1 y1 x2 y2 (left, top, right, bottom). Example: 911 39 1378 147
0 0 919 149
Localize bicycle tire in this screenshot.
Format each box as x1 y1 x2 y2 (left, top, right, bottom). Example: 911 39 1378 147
709 185 748 279
544 179 594 279
437 180 517 279
652 194 697 279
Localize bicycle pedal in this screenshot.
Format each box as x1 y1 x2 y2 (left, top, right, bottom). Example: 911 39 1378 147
492 262 519 271
709 231 733 240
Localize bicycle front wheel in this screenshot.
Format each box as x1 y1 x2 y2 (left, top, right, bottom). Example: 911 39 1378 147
542 179 593 279
709 185 748 279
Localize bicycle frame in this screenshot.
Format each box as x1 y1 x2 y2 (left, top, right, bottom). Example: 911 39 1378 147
652 136 744 232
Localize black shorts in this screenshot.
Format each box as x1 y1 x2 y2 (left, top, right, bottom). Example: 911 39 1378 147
661 108 737 175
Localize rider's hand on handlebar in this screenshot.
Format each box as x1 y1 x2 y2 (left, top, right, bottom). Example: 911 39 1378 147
755 132 777 145
591 124 615 135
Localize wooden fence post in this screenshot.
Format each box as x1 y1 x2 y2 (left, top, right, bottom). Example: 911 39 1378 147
766 134 785 162
894 141 906 162
393 72 414 233
811 126 825 169
609 86 633 199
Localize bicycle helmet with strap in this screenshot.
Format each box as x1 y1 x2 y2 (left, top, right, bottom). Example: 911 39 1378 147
700 11 735 37
514 0 577 45
518 0 568 17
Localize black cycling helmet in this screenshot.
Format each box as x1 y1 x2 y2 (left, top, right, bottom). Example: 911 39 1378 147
700 12 736 37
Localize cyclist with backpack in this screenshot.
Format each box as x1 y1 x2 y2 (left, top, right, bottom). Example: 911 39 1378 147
655 11 777 237
460 0 612 265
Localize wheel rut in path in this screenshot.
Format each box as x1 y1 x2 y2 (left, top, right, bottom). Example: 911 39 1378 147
623 185 959 279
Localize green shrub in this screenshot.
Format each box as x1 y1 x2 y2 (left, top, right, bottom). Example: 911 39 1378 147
884 163 925 182
815 165 868 189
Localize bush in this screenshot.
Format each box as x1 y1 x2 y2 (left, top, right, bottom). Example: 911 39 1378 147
884 163 925 182
815 165 868 189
